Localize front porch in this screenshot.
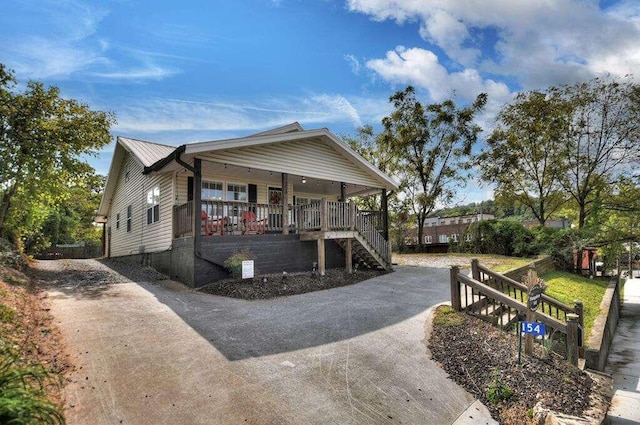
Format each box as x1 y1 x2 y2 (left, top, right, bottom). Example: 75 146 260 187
173 199 391 272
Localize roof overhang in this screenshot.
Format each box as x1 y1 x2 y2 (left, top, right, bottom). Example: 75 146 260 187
143 127 398 192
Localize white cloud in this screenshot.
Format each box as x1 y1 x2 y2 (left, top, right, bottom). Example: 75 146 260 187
0 1 179 81
89 65 180 81
366 46 511 103
114 94 370 135
344 54 362 75
348 0 640 90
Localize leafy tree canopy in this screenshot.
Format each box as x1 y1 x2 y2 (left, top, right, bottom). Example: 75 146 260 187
0 64 115 250
378 86 487 248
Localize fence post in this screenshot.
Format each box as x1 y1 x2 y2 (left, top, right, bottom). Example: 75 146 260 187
450 266 461 311
471 258 480 281
567 313 579 366
574 300 584 357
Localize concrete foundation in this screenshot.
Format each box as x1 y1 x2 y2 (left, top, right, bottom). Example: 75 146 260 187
109 234 346 288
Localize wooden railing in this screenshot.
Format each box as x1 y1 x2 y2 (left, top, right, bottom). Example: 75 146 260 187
451 262 583 364
173 199 392 267
471 259 583 324
355 209 390 264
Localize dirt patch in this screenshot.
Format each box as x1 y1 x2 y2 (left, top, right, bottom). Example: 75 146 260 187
428 306 610 424
199 268 387 299
0 264 73 409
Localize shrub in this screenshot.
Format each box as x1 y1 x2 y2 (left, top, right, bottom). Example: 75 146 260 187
462 219 537 257
223 249 254 278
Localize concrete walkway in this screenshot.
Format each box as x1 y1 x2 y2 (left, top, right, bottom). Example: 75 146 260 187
606 277 640 424
45 263 496 425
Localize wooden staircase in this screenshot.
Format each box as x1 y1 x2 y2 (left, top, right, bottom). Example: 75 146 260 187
336 233 391 271
298 200 392 271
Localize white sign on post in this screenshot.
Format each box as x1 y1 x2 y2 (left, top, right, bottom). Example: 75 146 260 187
241 260 254 279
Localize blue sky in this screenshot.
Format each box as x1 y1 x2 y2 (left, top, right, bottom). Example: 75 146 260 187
2 0 639 204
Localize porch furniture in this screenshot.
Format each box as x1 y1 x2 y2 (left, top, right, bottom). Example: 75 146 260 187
201 211 227 236
241 211 267 235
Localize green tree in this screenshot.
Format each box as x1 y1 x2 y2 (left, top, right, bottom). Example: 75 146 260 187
379 86 487 248
479 90 570 226
557 77 640 228
0 64 114 247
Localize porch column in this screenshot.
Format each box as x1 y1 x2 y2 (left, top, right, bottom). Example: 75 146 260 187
281 172 289 235
382 189 389 240
193 158 202 255
345 238 353 274
317 238 326 276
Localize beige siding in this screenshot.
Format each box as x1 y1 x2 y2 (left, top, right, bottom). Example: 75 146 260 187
199 138 383 188
107 152 173 257
174 173 334 206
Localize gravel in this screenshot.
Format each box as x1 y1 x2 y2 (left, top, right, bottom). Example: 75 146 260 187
30 259 168 288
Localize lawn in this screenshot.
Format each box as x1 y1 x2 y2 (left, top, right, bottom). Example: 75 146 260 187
540 271 609 344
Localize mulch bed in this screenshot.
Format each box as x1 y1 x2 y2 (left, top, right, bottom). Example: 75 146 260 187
199 268 387 299
428 306 599 424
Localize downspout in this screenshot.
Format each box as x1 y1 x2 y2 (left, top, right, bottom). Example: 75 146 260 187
175 149 202 259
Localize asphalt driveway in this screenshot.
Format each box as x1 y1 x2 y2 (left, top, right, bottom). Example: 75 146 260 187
43 260 494 425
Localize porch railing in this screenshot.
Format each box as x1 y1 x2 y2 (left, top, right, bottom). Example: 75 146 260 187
173 199 391 266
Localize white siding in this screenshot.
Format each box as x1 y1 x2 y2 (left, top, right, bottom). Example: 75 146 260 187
107 152 173 257
199 138 383 188
174 173 334 206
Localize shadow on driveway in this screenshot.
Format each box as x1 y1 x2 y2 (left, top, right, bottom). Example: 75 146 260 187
140 266 450 361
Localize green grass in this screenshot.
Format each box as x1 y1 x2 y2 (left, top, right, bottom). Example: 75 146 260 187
432 305 465 327
540 271 609 344
394 252 534 271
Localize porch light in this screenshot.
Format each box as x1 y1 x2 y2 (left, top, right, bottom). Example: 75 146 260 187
302 176 306 184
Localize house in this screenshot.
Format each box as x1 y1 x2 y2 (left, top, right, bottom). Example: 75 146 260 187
95 123 398 287
405 213 495 246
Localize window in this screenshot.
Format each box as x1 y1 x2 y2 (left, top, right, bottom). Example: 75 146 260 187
115 213 120 229
146 186 160 224
226 183 247 202
467 218 472 223
451 233 459 242
465 233 472 242
423 235 432 244
202 181 223 200
127 205 132 232
439 234 448 243
202 181 224 217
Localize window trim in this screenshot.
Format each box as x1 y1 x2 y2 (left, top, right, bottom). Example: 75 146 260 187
146 186 160 225
126 205 132 232
225 182 248 202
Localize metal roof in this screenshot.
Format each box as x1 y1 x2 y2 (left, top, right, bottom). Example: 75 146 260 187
118 137 175 168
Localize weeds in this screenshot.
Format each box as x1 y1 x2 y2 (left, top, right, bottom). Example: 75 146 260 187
486 368 514 404
0 344 64 424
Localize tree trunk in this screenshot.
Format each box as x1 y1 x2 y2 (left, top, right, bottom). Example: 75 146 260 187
578 202 587 229
0 184 17 232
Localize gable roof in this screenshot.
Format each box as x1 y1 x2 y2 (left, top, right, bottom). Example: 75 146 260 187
96 123 398 222
119 137 175 167
95 137 175 222
144 126 398 192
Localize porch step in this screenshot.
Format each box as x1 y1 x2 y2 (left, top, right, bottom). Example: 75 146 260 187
335 237 391 271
